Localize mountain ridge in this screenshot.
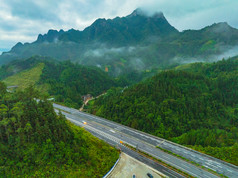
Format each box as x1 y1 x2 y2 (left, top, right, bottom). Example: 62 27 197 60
1 8 238 76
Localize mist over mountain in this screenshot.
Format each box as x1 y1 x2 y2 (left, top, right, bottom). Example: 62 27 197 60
1 8 238 75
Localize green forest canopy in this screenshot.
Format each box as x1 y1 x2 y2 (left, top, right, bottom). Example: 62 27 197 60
0 56 121 109
90 57 238 165
0 83 119 177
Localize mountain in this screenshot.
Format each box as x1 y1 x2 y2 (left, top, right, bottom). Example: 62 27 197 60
0 8 178 67
32 8 178 45
89 57 238 165
0 84 119 177
57 8 178 45
1 9 238 76
166 22 238 60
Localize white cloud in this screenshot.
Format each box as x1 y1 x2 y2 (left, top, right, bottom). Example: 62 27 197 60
0 0 237 50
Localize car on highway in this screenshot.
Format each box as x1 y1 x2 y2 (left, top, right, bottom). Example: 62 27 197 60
147 173 153 178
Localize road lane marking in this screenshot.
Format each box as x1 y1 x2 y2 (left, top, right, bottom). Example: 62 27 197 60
141 150 204 178
163 155 170 160
204 165 216 172
66 116 137 150
110 129 115 133
147 148 153 152
57 107 220 178
163 169 176 177
65 114 201 177
65 113 215 178
182 164 190 169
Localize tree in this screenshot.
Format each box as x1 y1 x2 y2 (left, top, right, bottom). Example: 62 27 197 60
0 82 6 96
0 104 8 120
24 122 33 142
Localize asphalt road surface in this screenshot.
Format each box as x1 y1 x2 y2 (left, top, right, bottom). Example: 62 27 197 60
54 103 238 178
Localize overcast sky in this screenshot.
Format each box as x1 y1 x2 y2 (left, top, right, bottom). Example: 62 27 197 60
0 0 238 53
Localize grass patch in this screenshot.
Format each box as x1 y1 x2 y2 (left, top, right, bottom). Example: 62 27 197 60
3 63 45 89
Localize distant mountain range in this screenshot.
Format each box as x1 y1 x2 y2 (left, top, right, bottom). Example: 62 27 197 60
1 8 238 75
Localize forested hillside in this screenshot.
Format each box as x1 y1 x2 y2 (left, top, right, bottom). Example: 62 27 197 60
0 83 119 177
39 60 118 108
3 63 45 90
0 56 120 108
0 56 49 80
90 57 238 165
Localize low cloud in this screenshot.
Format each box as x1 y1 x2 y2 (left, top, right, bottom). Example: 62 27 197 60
214 46 238 60
129 58 145 70
171 56 205 65
81 44 147 75
172 45 238 65
84 46 136 58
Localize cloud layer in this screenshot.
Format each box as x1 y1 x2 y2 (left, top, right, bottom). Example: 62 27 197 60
0 0 238 53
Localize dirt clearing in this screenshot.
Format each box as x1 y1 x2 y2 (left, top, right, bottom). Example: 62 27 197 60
108 152 166 178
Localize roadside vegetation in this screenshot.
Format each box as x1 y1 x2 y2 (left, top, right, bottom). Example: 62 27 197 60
0 83 119 177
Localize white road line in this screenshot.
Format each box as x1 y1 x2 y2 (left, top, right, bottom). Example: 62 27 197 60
182 164 190 169
163 155 170 159
143 150 203 178
64 114 208 178
65 114 201 177
58 107 220 178
66 116 137 149
147 148 153 152
163 170 175 177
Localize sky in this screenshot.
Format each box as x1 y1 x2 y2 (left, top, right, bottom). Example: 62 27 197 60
0 0 238 54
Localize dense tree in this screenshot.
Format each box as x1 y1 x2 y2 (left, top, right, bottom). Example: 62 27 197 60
0 56 122 109
0 84 119 177
39 60 119 108
90 57 238 165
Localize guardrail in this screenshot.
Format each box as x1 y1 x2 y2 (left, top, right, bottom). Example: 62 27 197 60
103 153 121 178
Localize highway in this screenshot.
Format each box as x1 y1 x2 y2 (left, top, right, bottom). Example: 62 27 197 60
54 103 238 178
67 117 183 178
